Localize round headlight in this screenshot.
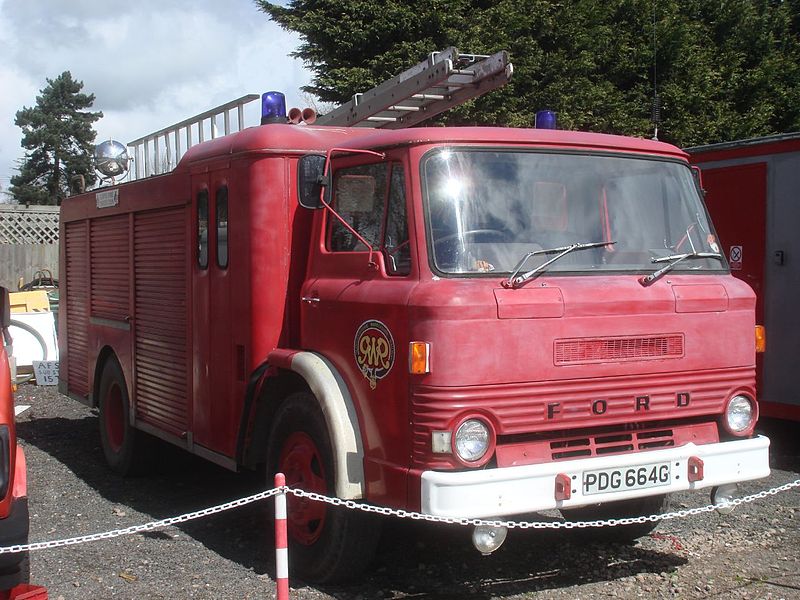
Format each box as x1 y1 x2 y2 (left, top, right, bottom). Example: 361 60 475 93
454 419 490 463
725 395 755 433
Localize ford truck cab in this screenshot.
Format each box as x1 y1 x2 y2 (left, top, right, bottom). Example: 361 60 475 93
298 126 768 533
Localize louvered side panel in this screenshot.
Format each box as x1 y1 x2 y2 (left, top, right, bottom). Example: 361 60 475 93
133 207 188 436
65 222 90 396
90 215 130 321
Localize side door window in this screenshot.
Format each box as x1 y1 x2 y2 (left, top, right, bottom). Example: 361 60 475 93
216 186 229 268
197 189 209 269
328 164 386 252
326 162 411 276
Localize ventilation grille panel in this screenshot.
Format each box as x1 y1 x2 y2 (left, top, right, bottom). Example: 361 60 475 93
555 334 684 365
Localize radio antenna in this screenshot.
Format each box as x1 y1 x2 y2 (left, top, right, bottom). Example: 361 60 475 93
651 1 661 140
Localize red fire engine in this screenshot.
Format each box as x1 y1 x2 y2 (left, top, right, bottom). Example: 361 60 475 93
0 288 32 594
688 134 800 422
59 49 770 582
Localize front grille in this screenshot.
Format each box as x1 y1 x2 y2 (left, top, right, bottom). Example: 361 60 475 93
494 420 719 468
550 428 674 460
554 334 684 365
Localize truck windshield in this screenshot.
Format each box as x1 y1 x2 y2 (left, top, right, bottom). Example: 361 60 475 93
422 149 725 275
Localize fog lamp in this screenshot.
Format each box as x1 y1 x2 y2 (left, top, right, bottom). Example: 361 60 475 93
472 524 507 555
711 484 739 515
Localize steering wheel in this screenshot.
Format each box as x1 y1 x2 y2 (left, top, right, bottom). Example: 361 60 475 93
433 229 505 247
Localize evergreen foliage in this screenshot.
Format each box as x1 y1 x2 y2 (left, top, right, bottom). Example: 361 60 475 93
256 0 800 147
11 72 102 205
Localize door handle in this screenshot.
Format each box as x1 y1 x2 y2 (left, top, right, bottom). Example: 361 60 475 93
301 296 320 305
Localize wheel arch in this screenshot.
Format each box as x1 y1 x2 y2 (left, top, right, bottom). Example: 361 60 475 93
241 350 366 500
92 346 125 410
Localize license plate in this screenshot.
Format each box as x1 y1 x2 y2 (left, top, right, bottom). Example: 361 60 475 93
582 462 671 495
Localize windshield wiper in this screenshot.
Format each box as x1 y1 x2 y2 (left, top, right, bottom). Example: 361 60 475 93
639 251 723 286
504 241 615 289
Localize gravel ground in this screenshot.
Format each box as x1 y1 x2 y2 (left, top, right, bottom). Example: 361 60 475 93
12 383 800 600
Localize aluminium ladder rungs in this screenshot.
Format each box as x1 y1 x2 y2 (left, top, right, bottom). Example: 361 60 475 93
314 48 513 129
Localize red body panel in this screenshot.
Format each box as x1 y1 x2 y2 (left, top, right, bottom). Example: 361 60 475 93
0 346 21 514
701 164 766 322
689 134 798 421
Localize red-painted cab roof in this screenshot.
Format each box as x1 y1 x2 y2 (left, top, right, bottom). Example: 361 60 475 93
178 124 688 168
338 126 689 160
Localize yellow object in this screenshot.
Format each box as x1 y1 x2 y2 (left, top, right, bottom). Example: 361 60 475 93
9 291 50 313
755 325 766 354
409 341 431 375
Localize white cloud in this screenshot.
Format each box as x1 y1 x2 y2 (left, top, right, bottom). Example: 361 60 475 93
0 0 312 191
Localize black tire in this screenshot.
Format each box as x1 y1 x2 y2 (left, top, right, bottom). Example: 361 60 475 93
561 494 666 542
266 392 381 583
17 553 29 585
98 358 150 476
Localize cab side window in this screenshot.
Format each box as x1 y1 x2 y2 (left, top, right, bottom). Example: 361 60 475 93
328 164 386 252
326 162 411 276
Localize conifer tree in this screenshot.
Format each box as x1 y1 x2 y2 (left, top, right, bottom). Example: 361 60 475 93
256 0 800 147
11 72 102 205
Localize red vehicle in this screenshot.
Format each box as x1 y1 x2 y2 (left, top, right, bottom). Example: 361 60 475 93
688 133 800 422
0 287 31 593
59 50 770 582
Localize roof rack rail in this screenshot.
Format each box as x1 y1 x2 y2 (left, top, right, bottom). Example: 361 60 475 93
127 94 259 180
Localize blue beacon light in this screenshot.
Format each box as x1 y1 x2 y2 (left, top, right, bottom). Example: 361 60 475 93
261 91 287 124
535 110 557 130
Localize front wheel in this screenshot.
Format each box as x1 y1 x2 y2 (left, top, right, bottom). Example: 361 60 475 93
561 494 666 542
267 392 381 583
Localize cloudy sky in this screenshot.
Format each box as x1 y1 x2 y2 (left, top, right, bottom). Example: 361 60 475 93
0 0 311 195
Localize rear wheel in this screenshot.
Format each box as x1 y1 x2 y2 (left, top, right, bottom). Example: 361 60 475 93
267 392 381 583
98 358 150 475
561 494 666 542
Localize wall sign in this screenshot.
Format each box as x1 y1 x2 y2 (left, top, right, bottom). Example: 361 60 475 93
32 360 59 386
729 245 743 270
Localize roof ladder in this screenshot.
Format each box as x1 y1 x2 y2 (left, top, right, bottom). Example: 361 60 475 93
314 47 513 129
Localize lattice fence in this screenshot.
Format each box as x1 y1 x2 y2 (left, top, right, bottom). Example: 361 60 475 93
0 205 59 244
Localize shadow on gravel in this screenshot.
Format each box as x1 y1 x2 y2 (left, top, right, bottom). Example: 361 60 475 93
758 418 800 472
19 413 688 598
17 414 272 575
312 519 686 599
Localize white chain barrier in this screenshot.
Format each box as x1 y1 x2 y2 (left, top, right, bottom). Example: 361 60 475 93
0 488 281 554
287 478 800 529
0 478 796 555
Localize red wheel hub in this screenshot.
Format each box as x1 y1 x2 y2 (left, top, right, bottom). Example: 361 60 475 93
279 432 328 545
104 383 125 453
